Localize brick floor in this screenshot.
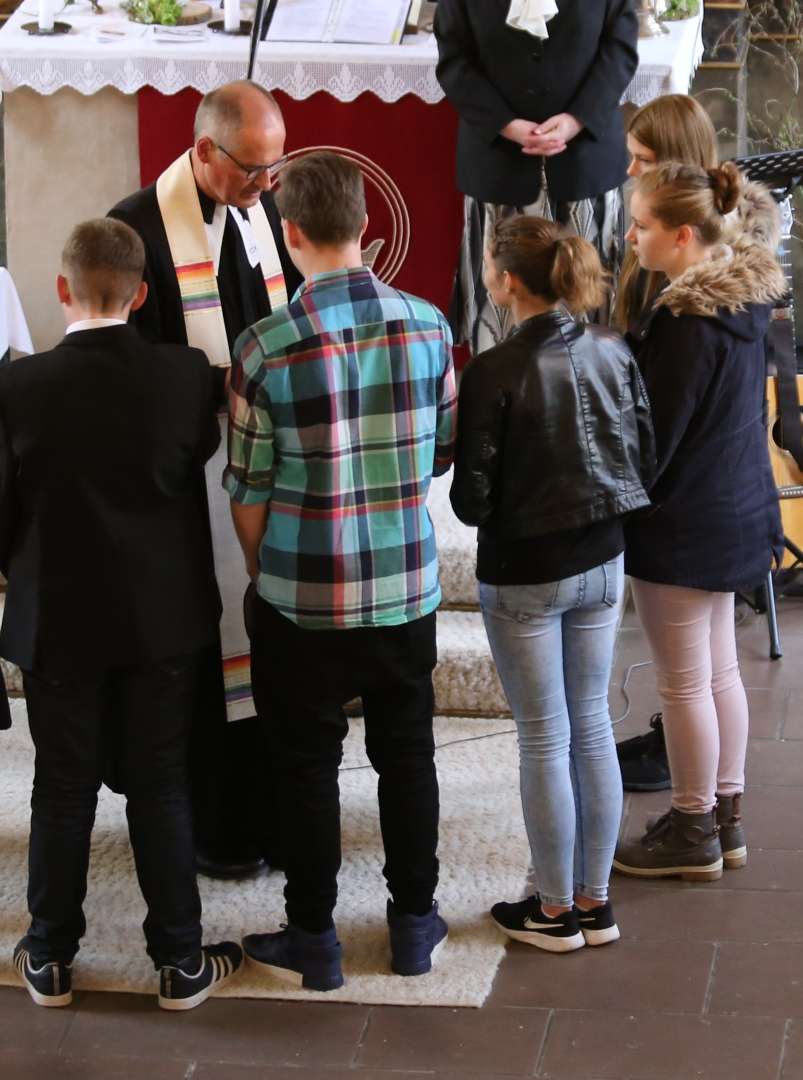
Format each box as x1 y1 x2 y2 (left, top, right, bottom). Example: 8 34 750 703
2 598 802 1079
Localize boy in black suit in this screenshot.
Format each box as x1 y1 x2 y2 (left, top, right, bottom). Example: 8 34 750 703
0 218 242 1010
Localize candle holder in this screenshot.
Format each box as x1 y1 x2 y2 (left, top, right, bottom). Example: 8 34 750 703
637 0 667 37
208 16 251 32
21 19 71 31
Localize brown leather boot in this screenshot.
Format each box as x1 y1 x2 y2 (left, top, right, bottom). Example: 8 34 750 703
613 807 723 882
716 793 746 869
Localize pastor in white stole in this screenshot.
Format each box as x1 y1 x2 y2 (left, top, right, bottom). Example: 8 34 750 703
156 149 287 722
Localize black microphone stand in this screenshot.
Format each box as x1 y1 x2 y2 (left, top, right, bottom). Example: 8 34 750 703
247 0 279 79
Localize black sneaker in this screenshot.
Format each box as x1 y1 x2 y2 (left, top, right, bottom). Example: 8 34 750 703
13 941 72 1007
616 713 672 792
158 941 243 1011
387 900 448 976
491 895 584 953
576 901 620 946
243 923 344 991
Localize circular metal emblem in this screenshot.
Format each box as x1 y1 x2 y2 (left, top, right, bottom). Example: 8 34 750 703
283 146 411 284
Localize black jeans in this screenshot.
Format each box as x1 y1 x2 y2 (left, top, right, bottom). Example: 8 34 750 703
249 595 440 933
22 656 203 968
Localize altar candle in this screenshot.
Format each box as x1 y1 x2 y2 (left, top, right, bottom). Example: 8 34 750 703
38 0 55 31
223 0 241 32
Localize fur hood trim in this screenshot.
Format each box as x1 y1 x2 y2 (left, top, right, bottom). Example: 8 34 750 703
655 241 787 319
723 179 781 253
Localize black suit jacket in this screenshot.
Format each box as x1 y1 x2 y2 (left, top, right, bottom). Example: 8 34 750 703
0 325 222 676
434 0 639 204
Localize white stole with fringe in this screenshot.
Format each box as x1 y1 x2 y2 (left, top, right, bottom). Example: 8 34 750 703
156 149 288 721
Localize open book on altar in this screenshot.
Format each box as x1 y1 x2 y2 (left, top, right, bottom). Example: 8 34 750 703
264 0 412 44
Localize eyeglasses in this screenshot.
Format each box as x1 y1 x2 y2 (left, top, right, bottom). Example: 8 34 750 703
216 144 288 183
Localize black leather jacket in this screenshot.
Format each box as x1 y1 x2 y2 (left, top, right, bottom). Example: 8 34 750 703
450 310 655 538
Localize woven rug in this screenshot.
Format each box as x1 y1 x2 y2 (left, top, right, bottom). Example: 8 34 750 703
0 699 527 1007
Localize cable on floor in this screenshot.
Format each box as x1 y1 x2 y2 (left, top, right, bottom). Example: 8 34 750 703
339 657 656 771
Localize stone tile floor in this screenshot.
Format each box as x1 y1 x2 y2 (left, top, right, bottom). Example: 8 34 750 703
2 595 803 1078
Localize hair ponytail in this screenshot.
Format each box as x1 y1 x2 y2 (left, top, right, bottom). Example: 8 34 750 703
707 161 742 216
549 235 607 315
488 216 608 315
636 161 745 246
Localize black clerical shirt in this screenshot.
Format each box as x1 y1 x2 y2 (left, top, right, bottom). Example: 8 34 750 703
196 190 278 358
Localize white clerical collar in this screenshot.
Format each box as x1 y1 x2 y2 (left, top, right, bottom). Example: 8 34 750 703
506 0 558 38
66 317 127 334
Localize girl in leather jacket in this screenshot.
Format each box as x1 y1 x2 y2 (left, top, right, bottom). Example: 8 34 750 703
613 163 785 882
451 215 655 952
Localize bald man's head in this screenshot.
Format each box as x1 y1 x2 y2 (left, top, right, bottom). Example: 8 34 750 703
191 80 287 209
194 80 283 145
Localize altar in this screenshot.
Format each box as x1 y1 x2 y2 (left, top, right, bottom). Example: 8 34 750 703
0 5 704 350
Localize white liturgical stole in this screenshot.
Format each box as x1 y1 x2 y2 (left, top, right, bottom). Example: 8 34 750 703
155 149 290 722
506 0 558 39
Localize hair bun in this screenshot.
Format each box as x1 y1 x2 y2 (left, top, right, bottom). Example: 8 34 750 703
708 161 742 216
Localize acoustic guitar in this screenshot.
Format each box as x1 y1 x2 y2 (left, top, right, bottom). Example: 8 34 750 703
766 371 803 567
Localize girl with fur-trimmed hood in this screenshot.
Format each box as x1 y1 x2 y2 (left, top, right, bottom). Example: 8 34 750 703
614 161 785 884
612 93 784 796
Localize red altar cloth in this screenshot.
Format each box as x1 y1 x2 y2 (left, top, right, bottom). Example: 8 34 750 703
138 87 465 329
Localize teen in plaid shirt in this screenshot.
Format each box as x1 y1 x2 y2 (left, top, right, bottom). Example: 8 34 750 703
225 269 456 629
224 152 456 990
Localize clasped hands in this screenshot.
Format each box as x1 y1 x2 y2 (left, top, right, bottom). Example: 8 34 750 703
500 114 583 157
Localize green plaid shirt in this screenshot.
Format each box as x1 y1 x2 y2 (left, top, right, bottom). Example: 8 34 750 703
223 267 456 629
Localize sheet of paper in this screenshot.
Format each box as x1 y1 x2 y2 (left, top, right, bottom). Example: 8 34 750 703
333 0 410 44
265 0 332 42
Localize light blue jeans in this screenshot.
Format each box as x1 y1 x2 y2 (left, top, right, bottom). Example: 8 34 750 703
480 555 624 907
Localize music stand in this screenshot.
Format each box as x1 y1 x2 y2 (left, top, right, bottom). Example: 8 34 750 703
731 148 803 658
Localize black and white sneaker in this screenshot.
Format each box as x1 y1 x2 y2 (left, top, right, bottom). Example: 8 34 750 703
576 901 620 946
158 941 243 1011
13 941 72 1007
491 895 584 953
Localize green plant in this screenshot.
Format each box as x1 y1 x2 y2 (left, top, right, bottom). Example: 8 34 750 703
661 0 700 20
122 0 181 23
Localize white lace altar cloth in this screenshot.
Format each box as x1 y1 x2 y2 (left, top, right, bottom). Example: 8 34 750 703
0 0 443 100
0 2 702 104
626 11 705 108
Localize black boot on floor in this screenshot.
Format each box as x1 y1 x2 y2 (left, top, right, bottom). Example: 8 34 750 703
616 712 671 792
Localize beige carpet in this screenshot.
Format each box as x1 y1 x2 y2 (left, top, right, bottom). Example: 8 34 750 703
0 698 527 1007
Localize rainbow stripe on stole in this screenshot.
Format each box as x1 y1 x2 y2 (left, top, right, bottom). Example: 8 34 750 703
264 269 288 312
222 653 253 709
175 260 287 321
175 259 222 315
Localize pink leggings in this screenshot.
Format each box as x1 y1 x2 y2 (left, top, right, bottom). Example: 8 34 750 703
630 579 748 813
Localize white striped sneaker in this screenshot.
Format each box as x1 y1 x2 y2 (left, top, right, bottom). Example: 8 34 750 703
13 940 72 1007
158 941 243 1011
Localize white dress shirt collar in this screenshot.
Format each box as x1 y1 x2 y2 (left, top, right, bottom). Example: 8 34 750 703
65 317 127 335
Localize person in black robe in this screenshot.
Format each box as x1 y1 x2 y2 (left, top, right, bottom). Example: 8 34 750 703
110 80 302 880
434 0 639 344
